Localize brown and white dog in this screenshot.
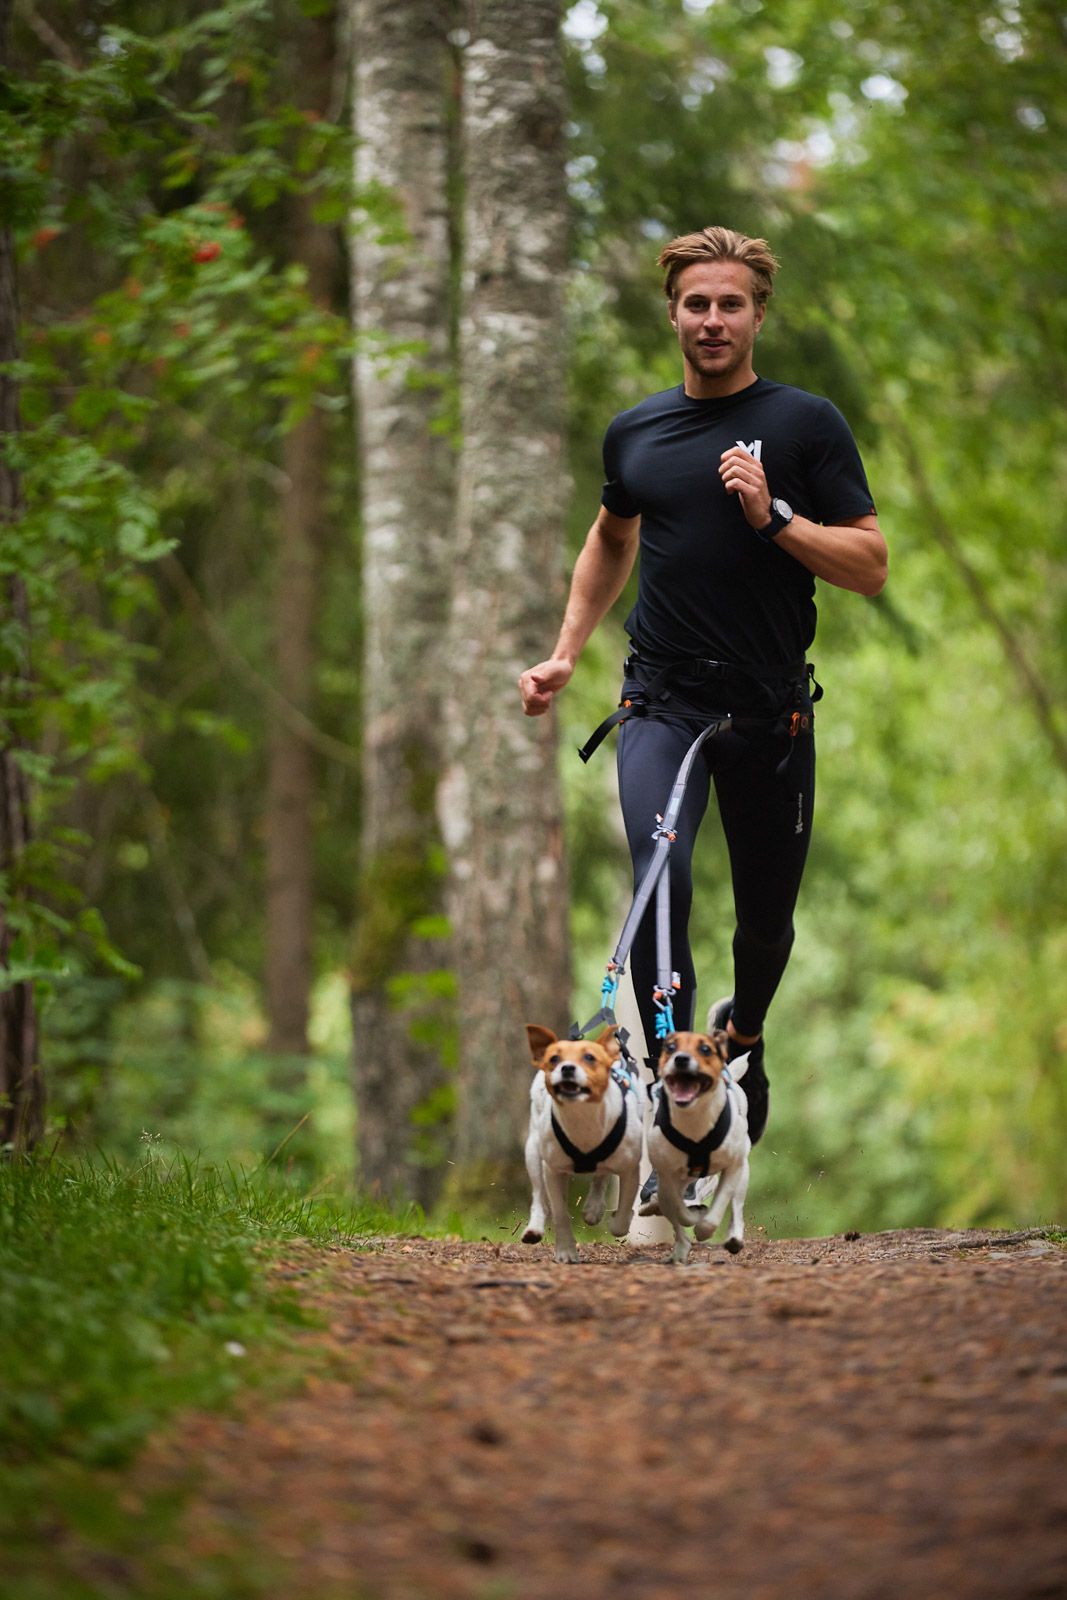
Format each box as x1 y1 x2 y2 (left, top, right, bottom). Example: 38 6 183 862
648 1027 751 1265
523 1024 647 1264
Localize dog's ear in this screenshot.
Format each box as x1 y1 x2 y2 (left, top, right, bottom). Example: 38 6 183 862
711 1027 731 1059
594 1025 621 1059
729 1049 750 1082
526 1023 557 1065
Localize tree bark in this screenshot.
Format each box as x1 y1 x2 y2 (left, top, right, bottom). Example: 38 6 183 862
349 0 458 1203
441 0 571 1203
0 0 44 1150
264 5 343 1060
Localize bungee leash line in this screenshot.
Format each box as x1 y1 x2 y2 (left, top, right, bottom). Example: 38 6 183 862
568 718 728 1065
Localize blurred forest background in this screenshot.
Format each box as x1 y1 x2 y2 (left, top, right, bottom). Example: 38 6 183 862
2 0 1064 1237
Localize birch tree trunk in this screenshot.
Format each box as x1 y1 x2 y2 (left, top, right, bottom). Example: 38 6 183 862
349 0 458 1202
264 4 339 1061
440 0 571 1201
0 0 44 1149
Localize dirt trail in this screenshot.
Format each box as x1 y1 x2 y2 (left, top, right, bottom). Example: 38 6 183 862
141 1228 1066 1600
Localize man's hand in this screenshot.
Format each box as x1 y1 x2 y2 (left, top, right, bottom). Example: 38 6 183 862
518 657 573 716
719 445 772 530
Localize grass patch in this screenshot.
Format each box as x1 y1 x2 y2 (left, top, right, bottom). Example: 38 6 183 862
0 1149 430 1597
0 1149 428 1468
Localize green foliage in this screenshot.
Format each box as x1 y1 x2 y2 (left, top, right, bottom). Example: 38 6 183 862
1 0 377 1011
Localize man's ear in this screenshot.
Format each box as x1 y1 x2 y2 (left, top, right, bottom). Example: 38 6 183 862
526 1024 557 1066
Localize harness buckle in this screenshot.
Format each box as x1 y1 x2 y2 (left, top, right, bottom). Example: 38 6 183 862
789 710 810 738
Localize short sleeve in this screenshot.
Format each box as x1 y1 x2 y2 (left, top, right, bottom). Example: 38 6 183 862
601 415 641 519
804 399 877 523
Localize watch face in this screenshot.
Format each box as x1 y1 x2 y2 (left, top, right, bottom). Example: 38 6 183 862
773 498 793 520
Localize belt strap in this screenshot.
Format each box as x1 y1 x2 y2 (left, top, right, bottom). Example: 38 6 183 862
577 657 821 764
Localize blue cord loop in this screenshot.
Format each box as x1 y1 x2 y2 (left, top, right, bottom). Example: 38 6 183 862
653 988 676 1040
600 964 621 1008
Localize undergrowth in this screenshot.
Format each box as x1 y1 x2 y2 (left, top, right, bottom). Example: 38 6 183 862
0 1150 422 1470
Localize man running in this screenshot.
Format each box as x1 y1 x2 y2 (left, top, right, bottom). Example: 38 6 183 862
519 225 886 1151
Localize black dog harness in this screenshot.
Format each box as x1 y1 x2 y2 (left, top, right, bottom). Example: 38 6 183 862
550 1063 637 1174
654 1078 734 1178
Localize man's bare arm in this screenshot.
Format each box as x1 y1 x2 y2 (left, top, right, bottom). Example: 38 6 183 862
719 444 888 596
771 513 887 596
518 507 641 716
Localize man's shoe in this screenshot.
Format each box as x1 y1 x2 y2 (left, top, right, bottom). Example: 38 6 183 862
708 993 770 1144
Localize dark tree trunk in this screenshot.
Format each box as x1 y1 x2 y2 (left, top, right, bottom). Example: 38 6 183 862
348 0 458 1204
0 0 44 1149
264 5 340 1059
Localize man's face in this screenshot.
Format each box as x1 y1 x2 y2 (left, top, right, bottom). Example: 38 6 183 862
668 260 765 395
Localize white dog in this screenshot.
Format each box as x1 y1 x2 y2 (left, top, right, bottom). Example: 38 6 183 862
522 1024 648 1264
647 1028 751 1265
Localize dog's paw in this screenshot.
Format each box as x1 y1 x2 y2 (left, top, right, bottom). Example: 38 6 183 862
581 1200 606 1227
669 1242 692 1266
521 1227 543 1244
723 1236 744 1255
693 1216 717 1242
554 1244 581 1265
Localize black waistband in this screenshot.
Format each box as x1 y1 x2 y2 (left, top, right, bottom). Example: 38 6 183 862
626 649 807 687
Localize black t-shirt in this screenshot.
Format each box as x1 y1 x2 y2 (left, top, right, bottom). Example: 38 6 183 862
601 377 876 668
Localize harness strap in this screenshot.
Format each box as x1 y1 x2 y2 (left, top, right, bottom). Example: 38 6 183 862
654 1082 733 1178
550 1089 631 1174
577 661 681 763
578 658 823 766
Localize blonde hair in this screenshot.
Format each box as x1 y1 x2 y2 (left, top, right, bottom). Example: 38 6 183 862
657 227 780 308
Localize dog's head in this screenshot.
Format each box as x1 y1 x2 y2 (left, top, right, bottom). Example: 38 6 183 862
658 1030 730 1107
526 1025 620 1104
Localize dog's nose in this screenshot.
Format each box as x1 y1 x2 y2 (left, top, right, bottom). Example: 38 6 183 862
559 1062 577 1078
672 1052 692 1069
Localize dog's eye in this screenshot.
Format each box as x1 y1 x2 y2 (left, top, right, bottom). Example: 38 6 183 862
582 1052 596 1065
698 1041 712 1056
665 1037 676 1051
548 1053 561 1066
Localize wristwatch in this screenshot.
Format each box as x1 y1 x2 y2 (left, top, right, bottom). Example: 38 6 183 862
755 497 794 543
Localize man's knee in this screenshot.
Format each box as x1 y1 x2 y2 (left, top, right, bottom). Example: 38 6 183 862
733 920 795 965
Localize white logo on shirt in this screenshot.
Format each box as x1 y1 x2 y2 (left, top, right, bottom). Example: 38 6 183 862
736 438 763 461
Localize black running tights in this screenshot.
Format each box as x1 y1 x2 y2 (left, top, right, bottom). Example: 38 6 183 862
616 708 815 1051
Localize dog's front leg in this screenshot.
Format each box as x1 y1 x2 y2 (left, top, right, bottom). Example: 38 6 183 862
582 1172 609 1227
544 1165 580 1264
521 1130 549 1244
609 1165 640 1239
656 1176 694 1265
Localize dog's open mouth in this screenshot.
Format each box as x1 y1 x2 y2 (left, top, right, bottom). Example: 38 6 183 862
552 1082 590 1100
663 1071 711 1106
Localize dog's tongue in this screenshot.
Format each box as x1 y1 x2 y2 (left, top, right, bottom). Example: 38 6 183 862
667 1075 701 1105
